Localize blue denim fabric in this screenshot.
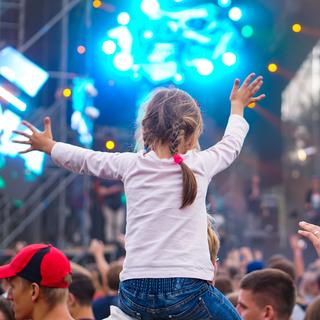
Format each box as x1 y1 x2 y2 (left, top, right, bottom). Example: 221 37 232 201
119 278 241 320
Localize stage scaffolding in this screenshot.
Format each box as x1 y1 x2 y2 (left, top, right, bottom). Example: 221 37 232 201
0 0 26 48
0 0 91 248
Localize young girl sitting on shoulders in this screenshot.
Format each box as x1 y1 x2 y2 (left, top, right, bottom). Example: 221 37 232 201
13 73 265 319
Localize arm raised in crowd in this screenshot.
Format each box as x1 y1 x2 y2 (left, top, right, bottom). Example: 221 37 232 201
89 239 109 288
200 74 265 179
289 234 305 280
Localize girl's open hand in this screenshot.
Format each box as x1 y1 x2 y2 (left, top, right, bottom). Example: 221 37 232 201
12 117 56 155
230 73 266 115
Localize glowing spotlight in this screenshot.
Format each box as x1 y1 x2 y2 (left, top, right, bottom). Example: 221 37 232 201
63 88 72 98
0 86 27 112
248 102 256 109
268 63 278 73
77 45 86 54
0 46 49 97
241 25 254 38
105 140 115 150
192 59 214 76
102 40 116 55
132 72 141 80
174 73 184 84
117 12 130 25
0 176 5 189
143 30 154 39
292 23 302 33
228 7 242 21
92 0 102 8
218 0 232 8
222 52 237 66
113 53 133 71
141 0 160 16
297 149 307 162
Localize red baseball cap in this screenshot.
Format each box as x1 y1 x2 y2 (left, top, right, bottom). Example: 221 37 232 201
0 244 71 288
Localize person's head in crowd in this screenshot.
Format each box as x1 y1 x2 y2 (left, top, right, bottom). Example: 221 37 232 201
67 272 95 320
227 266 243 291
304 296 320 320
267 254 287 266
0 244 73 320
246 260 265 274
267 257 306 313
267 258 296 281
92 261 123 320
214 276 233 295
13 242 27 254
0 298 14 320
299 271 320 305
106 261 123 293
228 265 239 279
237 269 296 320
226 291 239 308
85 264 105 299
0 280 10 298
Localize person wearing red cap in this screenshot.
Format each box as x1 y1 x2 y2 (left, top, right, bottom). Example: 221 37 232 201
0 244 74 320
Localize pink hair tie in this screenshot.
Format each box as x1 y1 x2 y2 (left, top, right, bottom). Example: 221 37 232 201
173 154 183 165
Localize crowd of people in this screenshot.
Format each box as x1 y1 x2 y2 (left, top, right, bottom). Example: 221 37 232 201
0 221 320 320
0 73 317 319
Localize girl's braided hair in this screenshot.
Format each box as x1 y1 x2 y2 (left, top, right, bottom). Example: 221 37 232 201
140 87 202 208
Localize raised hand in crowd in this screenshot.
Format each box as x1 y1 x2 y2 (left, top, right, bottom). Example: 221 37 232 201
298 221 320 257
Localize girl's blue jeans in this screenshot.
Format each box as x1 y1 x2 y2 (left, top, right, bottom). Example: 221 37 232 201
119 278 241 320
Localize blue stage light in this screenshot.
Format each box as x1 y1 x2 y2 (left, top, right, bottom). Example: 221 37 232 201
0 109 45 175
22 151 46 175
218 0 232 8
103 2 243 84
141 0 160 16
102 40 117 55
241 25 254 38
142 61 177 83
0 86 27 112
192 59 214 76
0 47 48 97
228 7 242 21
174 73 184 84
222 52 237 66
133 72 140 79
0 109 21 157
143 30 154 39
113 53 134 71
108 26 133 53
117 12 130 25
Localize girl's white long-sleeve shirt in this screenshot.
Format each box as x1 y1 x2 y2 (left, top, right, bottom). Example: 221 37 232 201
51 114 249 281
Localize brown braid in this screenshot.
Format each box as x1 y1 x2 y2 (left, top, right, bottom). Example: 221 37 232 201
138 87 202 208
